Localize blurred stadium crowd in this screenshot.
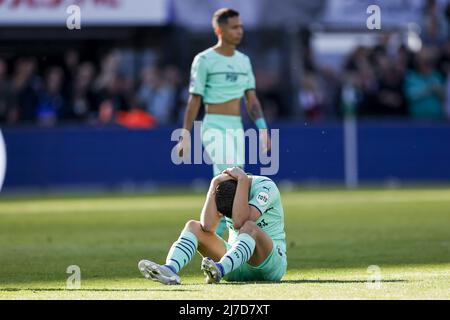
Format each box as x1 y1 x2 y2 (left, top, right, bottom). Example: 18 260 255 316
300 40 450 121
0 51 186 128
0 1 449 127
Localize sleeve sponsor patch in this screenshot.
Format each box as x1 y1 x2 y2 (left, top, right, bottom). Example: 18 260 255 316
256 191 269 206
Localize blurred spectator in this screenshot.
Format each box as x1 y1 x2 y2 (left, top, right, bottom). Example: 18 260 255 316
163 65 184 123
12 57 40 123
71 62 99 122
297 73 323 121
446 71 450 119
137 66 175 125
344 46 370 73
254 69 282 118
342 46 379 117
262 99 280 124
374 55 407 116
63 49 80 91
437 40 450 78
355 63 379 117
36 66 69 126
404 49 445 120
94 51 121 92
446 2 450 35
421 0 449 48
316 67 341 119
340 73 360 117
116 96 156 129
0 58 19 124
98 74 130 124
395 44 411 75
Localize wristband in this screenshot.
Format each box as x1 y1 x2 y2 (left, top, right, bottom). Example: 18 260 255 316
255 118 267 129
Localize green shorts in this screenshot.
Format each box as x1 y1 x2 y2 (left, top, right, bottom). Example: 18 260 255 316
221 239 288 282
201 114 245 176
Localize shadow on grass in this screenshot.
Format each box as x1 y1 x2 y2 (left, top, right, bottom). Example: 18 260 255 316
217 279 408 285
0 288 198 292
283 279 407 284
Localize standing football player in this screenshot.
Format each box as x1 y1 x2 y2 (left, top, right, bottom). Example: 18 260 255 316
177 8 271 237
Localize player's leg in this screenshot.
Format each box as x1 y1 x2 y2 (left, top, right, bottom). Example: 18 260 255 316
238 221 273 267
201 114 231 238
183 219 228 261
139 219 227 284
201 221 273 283
216 122 246 238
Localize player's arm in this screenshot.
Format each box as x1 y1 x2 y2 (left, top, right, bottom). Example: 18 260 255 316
177 94 201 157
178 54 207 157
182 95 202 132
200 174 233 232
224 167 261 229
178 94 202 154
245 90 271 153
245 89 264 122
199 179 221 233
244 56 271 152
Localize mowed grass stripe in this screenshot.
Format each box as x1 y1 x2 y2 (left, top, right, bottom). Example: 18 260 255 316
1 188 450 215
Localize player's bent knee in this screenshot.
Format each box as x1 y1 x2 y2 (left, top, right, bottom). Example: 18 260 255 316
239 220 258 236
184 220 202 234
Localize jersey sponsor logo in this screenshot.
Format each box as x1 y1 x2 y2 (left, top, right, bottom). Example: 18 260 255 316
256 191 269 206
225 73 238 82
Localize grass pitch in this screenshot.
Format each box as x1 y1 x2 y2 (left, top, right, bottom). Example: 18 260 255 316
0 188 449 300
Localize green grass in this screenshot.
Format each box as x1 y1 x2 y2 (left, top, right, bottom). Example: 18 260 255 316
0 188 449 299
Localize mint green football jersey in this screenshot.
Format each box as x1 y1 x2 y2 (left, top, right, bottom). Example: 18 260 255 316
225 175 287 254
189 48 256 104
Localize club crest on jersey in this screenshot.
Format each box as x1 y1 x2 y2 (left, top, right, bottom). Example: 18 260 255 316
256 191 269 206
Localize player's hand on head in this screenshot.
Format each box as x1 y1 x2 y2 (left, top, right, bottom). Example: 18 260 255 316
223 167 247 181
212 172 234 185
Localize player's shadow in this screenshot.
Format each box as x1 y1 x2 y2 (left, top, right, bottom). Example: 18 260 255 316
281 279 407 284
218 279 407 285
0 288 199 292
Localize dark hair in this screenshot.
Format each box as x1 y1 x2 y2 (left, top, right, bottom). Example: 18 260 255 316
212 8 240 29
215 180 237 218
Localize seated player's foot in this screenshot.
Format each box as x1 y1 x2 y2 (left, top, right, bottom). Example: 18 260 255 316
138 259 181 285
201 257 223 284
